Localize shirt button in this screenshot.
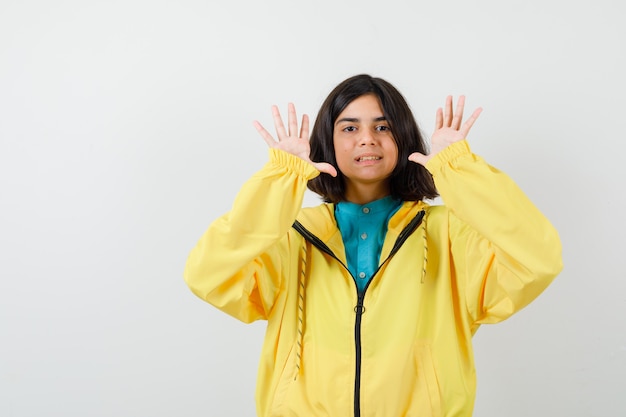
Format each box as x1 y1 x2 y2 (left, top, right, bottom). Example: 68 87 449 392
359 272 366 279
360 233 368 240
362 207 370 214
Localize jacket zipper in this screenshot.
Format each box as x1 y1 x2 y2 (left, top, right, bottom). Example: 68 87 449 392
292 209 425 417
353 291 365 417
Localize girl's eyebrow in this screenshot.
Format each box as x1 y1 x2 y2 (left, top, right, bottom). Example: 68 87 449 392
335 116 387 125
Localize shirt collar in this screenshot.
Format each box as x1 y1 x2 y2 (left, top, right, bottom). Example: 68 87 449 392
335 195 402 217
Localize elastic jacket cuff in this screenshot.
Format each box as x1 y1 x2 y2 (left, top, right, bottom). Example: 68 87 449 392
269 148 321 180
425 140 472 175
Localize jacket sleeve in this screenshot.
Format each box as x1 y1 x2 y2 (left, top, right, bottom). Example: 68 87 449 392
183 149 320 323
425 140 563 327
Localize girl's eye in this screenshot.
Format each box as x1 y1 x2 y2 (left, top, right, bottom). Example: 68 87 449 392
376 125 390 132
343 126 356 132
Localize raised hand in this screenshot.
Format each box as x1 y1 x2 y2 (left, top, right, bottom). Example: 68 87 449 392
408 95 482 166
253 103 337 177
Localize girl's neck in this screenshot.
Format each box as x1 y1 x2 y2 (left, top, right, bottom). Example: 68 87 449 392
344 182 391 205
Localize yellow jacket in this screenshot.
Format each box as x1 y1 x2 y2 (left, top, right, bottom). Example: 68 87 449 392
184 140 563 417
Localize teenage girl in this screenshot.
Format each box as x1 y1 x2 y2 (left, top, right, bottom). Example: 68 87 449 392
184 74 562 417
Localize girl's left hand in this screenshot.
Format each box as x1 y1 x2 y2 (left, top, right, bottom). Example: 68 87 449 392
408 95 482 166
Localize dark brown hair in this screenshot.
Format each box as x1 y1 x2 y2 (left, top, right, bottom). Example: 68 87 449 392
308 74 438 203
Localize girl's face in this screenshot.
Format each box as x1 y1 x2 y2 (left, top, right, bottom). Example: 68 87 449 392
333 94 398 204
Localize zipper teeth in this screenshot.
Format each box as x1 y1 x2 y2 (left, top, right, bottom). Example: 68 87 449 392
293 210 425 417
354 293 364 417
292 221 349 271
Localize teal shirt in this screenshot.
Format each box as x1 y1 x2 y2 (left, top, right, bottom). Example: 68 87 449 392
335 196 402 294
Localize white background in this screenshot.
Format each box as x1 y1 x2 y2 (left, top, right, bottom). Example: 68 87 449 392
1 0 625 416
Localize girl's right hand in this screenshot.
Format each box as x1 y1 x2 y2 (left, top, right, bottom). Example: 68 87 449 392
253 103 338 177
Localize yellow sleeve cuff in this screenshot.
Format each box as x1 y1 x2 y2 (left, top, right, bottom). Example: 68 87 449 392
269 148 321 181
425 140 472 175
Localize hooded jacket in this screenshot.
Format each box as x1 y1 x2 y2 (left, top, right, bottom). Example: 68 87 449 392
184 140 563 417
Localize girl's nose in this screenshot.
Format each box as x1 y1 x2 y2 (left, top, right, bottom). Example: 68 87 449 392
358 130 376 146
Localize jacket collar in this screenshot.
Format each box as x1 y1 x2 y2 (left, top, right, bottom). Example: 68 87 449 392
295 200 428 264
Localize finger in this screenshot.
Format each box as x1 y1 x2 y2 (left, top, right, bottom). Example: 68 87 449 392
458 107 483 138
408 152 429 167
444 95 453 127
313 162 338 177
451 95 465 130
288 103 298 138
253 120 276 148
272 105 287 140
435 107 443 130
300 114 310 139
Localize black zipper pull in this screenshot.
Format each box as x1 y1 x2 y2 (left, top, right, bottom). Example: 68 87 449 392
354 294 366 315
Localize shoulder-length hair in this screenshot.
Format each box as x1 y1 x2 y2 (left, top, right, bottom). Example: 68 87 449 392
307 74 438 203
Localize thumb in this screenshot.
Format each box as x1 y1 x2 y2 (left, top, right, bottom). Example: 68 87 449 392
408 152 430 167
313 162 338 177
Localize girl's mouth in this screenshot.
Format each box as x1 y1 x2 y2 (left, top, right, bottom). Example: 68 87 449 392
356 156 381 162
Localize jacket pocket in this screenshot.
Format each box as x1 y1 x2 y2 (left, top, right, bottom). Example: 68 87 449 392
413 342 443 417
268 342 297 417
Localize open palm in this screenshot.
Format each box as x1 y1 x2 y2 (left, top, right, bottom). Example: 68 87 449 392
409 95 482 166
254 103 337 177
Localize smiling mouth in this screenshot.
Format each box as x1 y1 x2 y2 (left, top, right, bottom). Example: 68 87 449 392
357 156 381 162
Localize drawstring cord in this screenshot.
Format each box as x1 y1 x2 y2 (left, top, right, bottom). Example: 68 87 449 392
295 243 307 380
421 209 428 284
